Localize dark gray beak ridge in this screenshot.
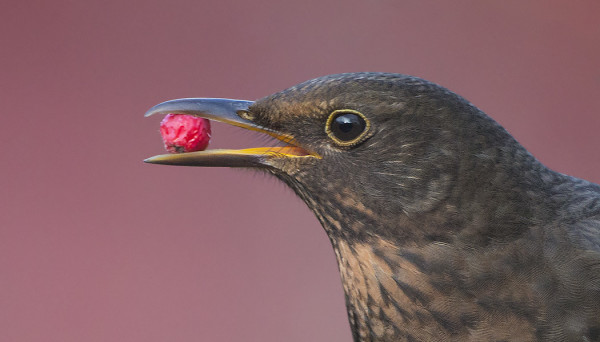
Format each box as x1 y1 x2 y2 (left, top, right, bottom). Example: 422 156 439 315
144 98 255 127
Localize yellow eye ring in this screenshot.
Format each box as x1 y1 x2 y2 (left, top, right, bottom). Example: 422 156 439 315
325 109 371 146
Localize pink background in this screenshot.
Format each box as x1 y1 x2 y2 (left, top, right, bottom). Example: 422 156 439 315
2 1 599 341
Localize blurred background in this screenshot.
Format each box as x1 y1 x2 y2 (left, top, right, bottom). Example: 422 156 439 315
1 1 599 341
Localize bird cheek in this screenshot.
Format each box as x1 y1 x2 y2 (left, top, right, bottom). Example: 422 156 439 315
267 158 307 176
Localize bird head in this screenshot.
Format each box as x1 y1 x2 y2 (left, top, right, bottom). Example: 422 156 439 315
145 73 599 341
145 73 534 244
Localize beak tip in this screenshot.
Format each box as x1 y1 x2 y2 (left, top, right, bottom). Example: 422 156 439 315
144 106 160 117
143 156 161 164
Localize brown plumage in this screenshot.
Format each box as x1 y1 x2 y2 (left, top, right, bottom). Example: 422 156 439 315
145 73 600 341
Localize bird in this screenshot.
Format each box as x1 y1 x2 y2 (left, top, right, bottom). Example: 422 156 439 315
145 73 600 341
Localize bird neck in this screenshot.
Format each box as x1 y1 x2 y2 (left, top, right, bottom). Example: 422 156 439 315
300 192 462 340
325 229 479 341
281 157 559 341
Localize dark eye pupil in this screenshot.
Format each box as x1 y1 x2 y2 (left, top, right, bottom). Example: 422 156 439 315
331 113 366 141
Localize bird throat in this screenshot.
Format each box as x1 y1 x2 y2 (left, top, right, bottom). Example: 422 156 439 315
280 174 463 340
308 199 544 342
333 238 422 341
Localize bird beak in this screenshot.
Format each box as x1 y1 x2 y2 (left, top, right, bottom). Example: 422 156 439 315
144 98 318 168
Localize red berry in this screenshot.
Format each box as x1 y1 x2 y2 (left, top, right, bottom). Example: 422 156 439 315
160 114 211 153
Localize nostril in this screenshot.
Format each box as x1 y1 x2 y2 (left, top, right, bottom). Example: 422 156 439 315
237 110 256 121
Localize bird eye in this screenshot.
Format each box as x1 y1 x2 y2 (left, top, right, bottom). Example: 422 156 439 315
326 110 370 146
